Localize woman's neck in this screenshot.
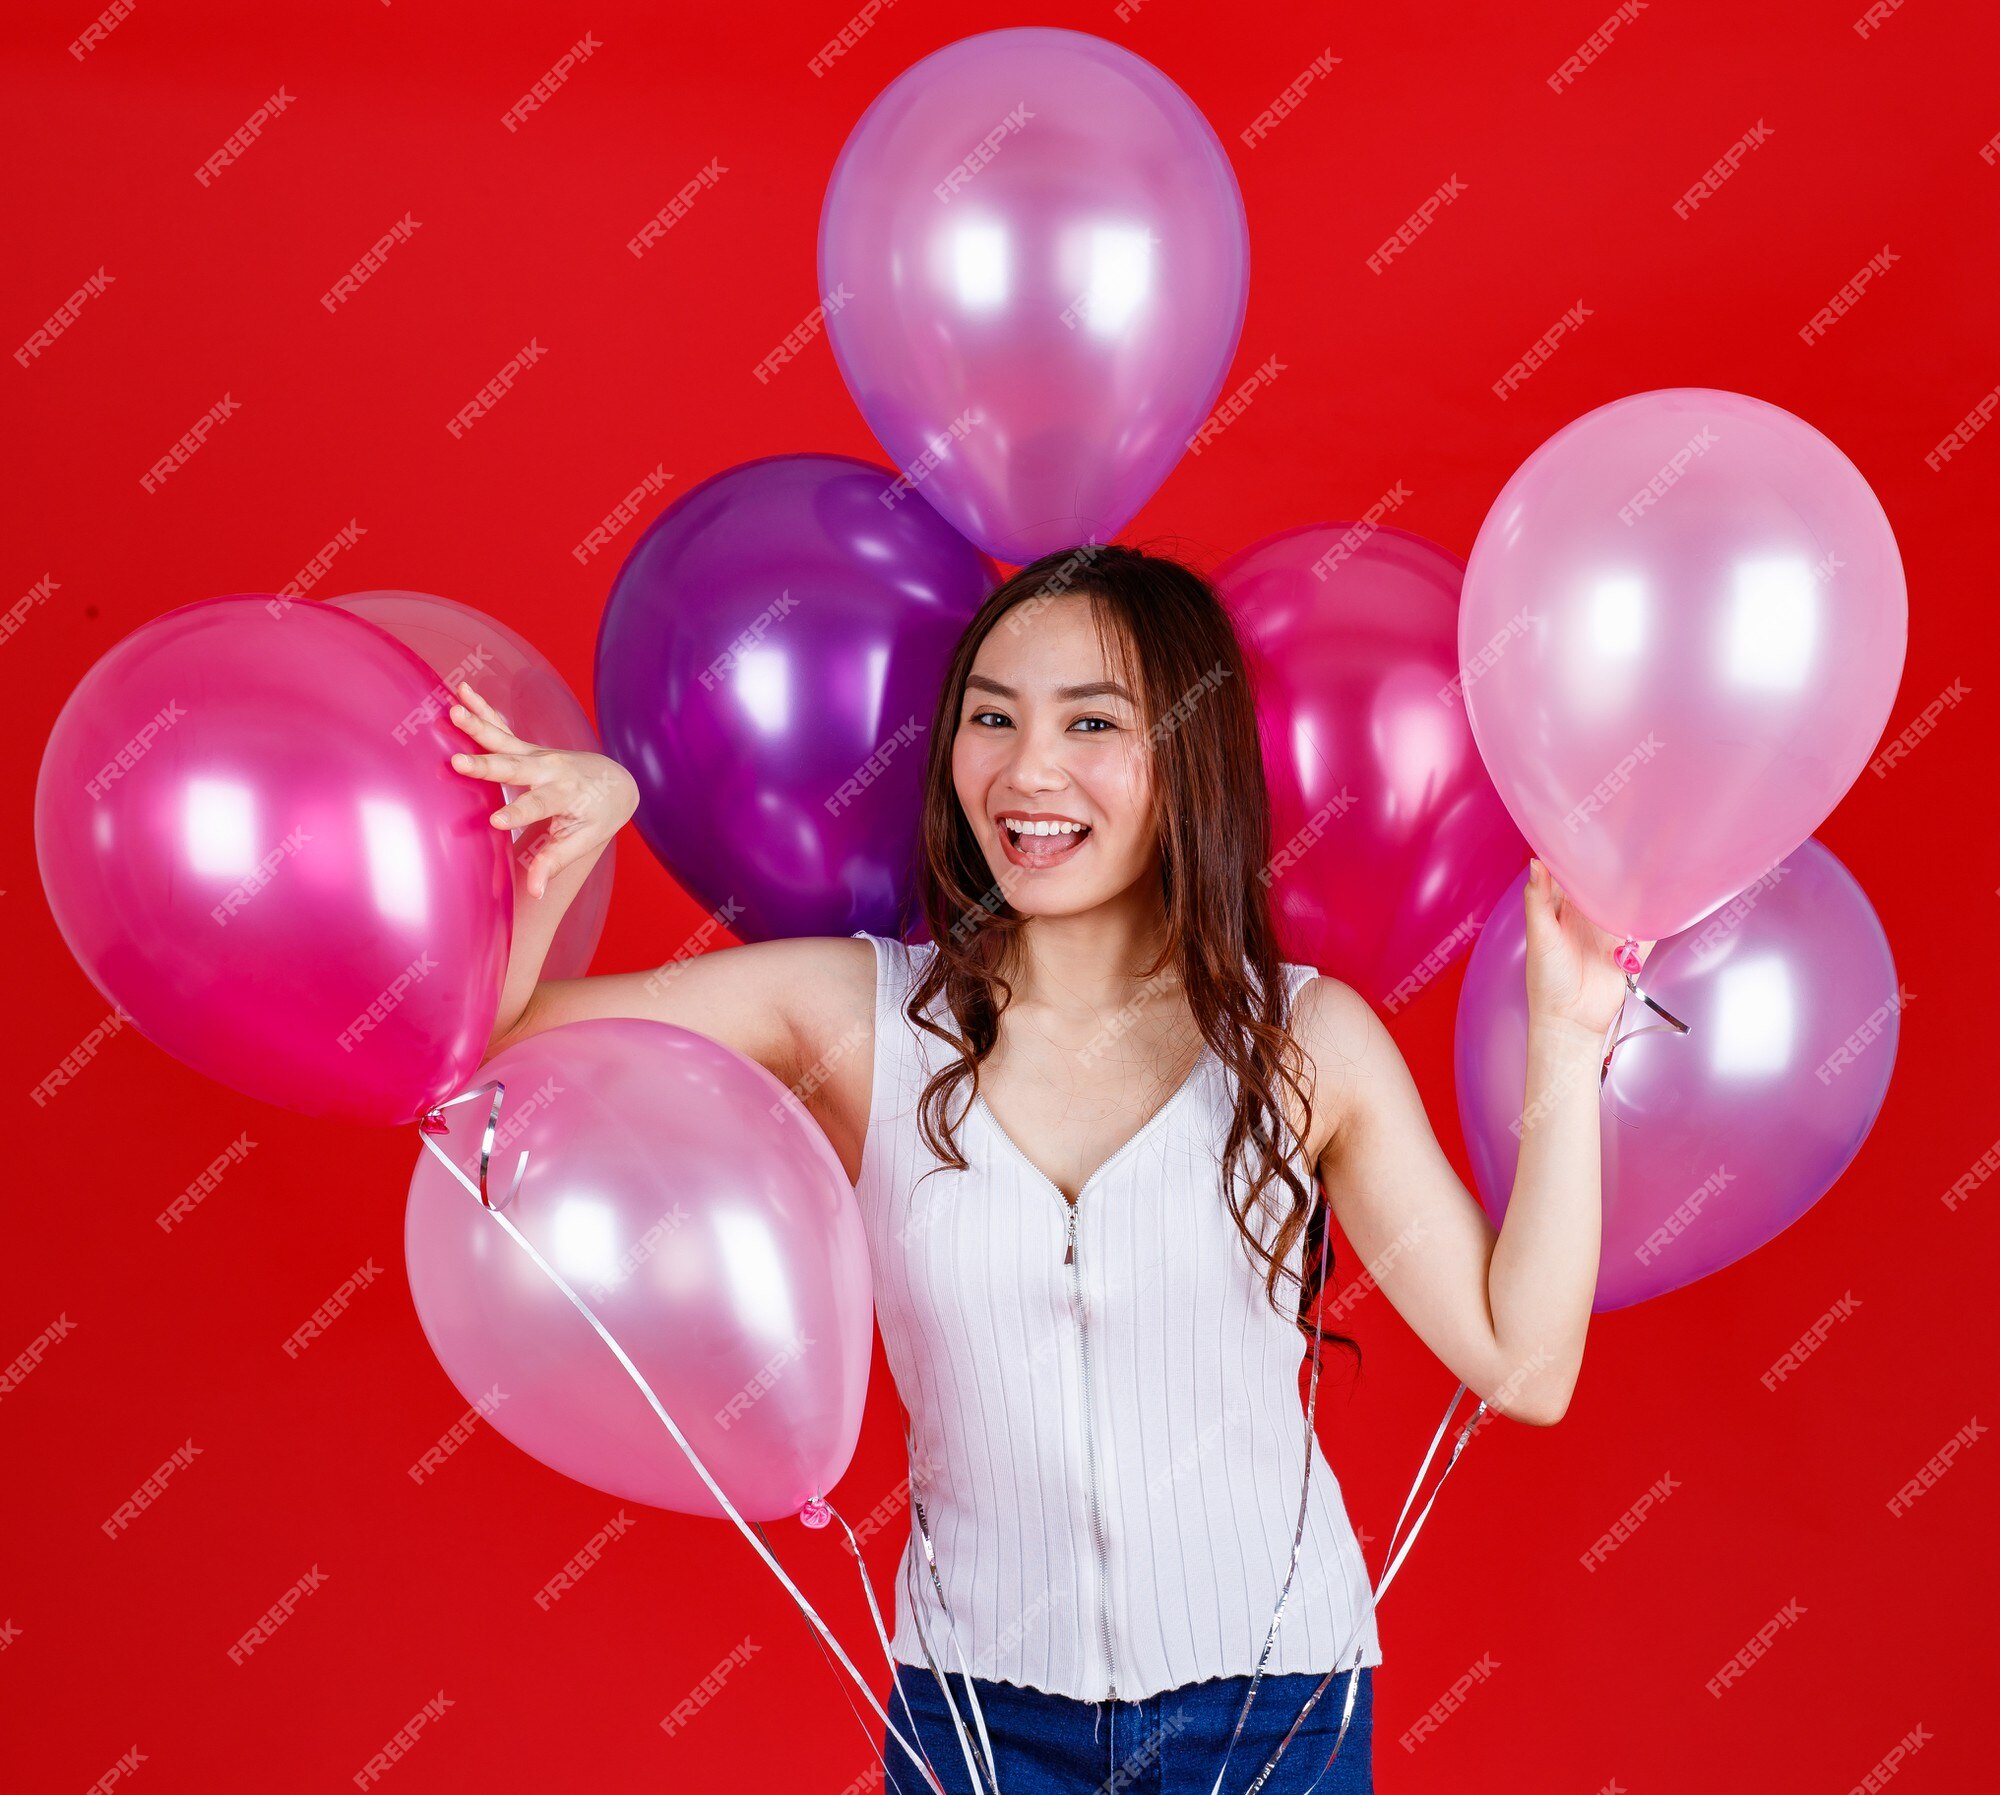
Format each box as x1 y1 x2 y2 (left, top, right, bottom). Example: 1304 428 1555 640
1005 885 1181 1022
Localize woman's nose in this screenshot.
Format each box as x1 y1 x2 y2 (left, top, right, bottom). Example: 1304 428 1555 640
1003 723 1071 792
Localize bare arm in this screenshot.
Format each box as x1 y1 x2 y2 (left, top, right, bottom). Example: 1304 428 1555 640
508 938 879 1175
449 682 877 1165
1299 976 1601 1426
1297 863 1647 1427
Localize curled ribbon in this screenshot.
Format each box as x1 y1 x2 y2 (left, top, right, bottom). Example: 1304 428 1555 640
1600 936 1692 1085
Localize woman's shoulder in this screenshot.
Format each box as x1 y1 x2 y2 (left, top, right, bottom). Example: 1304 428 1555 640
1280 960 1376 1043
845 930 946 1018
1279 961 1407 1151
847 930 938 974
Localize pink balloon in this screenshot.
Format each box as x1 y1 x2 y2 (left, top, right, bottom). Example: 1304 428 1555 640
405 1019 873 1520
1454 840 1899 1311
820 26 1248 564
332 590 615 981
1460 389 1907 942
1218 525 1528 1012
34 596 511 1126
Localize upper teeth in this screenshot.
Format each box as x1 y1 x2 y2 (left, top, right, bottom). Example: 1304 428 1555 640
1011 819 1086 836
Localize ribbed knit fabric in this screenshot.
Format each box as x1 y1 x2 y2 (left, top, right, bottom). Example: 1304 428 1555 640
851 931 1382 1704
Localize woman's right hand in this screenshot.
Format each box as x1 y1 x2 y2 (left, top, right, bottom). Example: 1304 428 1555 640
448 681 640 898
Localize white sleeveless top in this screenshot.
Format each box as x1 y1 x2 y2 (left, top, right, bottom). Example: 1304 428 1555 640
851 932 1382 1703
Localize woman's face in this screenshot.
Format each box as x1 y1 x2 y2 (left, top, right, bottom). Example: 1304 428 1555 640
950 592 1158 917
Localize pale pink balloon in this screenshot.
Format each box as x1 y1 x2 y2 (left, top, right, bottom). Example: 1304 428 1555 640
332 590 614 981
1218 525 1528 1013
820 26 1248 564
1460 389 1907 942
404 1019 873 1521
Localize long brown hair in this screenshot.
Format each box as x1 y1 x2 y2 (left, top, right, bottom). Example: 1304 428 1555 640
901 542 1359 1366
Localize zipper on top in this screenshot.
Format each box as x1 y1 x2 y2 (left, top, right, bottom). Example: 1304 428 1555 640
1064 1195 1118 1699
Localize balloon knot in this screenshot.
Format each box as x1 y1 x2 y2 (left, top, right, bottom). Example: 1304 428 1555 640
1613 939 1642 977
799 1497 832 1530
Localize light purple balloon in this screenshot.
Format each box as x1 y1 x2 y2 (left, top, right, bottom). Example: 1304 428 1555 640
405 1018 874 1520
820 26 1249 564
1455 840 1899 1311
595 453 994 942
1460 388 1907 942
35 595 511 1127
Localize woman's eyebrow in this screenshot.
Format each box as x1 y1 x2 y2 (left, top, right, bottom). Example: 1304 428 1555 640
965 674 1135 702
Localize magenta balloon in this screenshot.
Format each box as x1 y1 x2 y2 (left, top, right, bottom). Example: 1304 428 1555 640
1460 388 1907 943
332 590 614 981
1454 841 1898 1311
404 1019 873 1520
595 453 994 942
820 26 1249 564
34 596 511 1125
1219 525 1528 1012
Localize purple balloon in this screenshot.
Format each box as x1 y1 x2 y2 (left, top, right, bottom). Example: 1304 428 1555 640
34 596 511 1126
1455 840 1899 1311
820 26 1249 564
595 453 994 941
405 1018 873 1520
1460 388 1907 942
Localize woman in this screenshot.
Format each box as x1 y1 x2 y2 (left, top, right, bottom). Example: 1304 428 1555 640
449 545 1638 1793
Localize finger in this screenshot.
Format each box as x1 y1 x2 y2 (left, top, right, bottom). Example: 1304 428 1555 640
1523 863 1563 948
447 707 523 753
523 837 585 900
491 785 563 831
453 683 530 750
450 749 548 785
452 687 528 743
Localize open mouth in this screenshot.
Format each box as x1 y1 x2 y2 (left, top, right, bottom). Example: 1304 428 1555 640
998 816 1092 869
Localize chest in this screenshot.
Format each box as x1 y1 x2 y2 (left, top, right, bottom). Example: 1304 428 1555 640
879 1078 1235 1334
973 1012 1210 1207
866 1066 1305 1376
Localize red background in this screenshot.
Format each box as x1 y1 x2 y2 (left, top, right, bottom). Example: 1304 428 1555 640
6 1 1996 1789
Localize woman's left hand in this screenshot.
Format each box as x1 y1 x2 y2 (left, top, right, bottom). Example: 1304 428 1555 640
1522 857 1655 1040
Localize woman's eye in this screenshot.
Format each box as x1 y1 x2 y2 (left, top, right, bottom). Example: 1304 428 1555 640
963 710 1116 732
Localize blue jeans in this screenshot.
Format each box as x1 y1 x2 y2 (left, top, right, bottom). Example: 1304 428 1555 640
881 1662 1373 1794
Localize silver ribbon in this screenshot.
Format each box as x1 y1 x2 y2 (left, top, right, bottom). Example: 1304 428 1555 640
809 1494 1001 1795
1200 1203 1341 1795
899 1469 1007 1795
1207 1204 1487 1795
1262 1381 1485 1795
1600 941 1692 1085
417 1082 959 1795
